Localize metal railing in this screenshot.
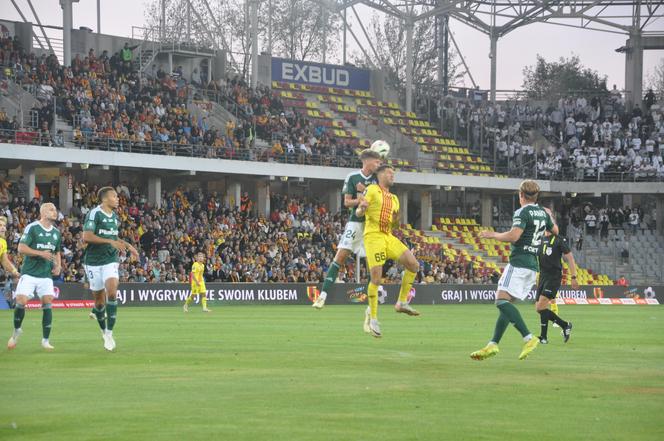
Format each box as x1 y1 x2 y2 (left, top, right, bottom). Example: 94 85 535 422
2 128 662 184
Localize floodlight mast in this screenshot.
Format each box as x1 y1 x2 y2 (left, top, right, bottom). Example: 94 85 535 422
313 0 663 109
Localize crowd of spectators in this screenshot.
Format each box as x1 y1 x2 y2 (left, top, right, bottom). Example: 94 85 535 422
1 35 365 167
436 87 663 181
0 177 489 286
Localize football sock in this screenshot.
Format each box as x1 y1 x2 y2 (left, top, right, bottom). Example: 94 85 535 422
201 294 208 309
185 294 195 306
322 262 340 293
496 299 530 338
106 300 118 331
367 282 379 319
42 304 53 339
491 309 510 344
539 310 549 339
13 303 25 330
93 305 107 331
398 270 416 303
541 308 568 329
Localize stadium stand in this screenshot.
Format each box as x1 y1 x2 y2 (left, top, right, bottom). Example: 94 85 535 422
0 178 501 285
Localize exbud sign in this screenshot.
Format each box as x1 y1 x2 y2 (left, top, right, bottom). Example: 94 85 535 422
272 57 371 91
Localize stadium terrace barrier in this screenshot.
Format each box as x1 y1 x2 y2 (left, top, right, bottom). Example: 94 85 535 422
16 284 663 308
2 129 662 182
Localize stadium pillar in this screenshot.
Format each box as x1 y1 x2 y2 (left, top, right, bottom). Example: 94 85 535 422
405 18 414 113
257 181 270 218
60 0 76 67
656 195 664 237
58 173 73 215
327 189 341 214
160 0 166 41
489 33 497 103
624 32 644 111
480 191 492 227
23 166 36 200
226 182 241 209
398 190 408 226
420 191 432 230
250 0 259 88
148 176 162 209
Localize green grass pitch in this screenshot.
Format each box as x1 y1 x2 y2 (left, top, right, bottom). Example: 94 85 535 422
1 304 663 441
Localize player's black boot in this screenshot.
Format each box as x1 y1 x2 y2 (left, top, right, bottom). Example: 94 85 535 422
562 322 573 343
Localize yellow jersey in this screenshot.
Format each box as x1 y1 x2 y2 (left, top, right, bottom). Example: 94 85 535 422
363 184 399 236
0 237 7 260
191 261 205 286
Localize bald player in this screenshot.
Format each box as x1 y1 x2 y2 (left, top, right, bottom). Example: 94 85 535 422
8 203 62 351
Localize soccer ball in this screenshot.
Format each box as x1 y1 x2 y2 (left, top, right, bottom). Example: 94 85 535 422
370 140 390 158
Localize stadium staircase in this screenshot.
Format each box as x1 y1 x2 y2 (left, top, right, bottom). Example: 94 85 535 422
0 80 39 128
271 81 499 176
572 225 664 285
188 97 237 134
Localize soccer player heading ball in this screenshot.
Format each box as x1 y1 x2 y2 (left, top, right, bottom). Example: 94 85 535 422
313 149 382 308
470 180 558 360
355 164 420 338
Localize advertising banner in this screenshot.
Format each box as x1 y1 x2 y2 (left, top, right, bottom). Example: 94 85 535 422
14 283 662 308
271 57 371 91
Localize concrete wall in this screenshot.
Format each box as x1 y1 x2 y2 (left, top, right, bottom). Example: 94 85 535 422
1 20 32 53
257 53 272 87
70 28 140 60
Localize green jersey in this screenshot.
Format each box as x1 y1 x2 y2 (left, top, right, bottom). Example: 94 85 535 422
84 205 120 266
509 204 554 272
342 170 377 223
19 221 62 278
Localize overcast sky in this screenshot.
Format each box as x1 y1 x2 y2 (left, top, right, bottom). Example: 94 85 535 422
1 0 662 92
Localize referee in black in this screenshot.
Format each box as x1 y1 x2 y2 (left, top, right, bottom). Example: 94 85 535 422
537 209 576 344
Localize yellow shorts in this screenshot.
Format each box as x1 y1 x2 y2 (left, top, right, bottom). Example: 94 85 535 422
364 232 408 269
191 285 206 295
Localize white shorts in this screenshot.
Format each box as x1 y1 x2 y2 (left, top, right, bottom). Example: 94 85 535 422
84 263 119 291
497 264 537 300
337 221 366 257
15 274 55 299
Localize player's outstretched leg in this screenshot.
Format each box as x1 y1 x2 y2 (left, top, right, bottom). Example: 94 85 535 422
470 305 507 360
492 299 538 360
201 293 210 312
105 299 118 350
8 301 26 350
537 296 570 344
551 297 561 327
394 271 419 316
367 282 381 338
363 306 371 333
314 261 340 309
184 292 195 312
315 248 349 309
394 249 420 316
41 302 54 351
